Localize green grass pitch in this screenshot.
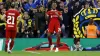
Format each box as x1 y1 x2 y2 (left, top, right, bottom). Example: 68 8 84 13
0 51 100 56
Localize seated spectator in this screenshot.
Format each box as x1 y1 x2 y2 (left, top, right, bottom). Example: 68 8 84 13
71 38 83 51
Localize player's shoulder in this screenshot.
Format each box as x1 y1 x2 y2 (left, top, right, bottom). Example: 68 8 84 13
9 9 19 12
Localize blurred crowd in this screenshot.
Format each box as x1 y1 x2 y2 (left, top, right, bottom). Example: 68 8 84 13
0 0 100 38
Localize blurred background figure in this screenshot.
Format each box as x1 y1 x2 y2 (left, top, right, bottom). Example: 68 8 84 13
34 6 46 37
24 0 36 12
84 19 99 38
22 12 33 38
62 6 70 38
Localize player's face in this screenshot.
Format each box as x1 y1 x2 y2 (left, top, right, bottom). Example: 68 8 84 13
52 3 57 9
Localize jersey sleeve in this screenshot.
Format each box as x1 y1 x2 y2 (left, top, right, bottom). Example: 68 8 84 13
46 11 50 16
58 11 62 16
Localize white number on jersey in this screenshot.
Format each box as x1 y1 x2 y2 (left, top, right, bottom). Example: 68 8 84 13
7 16 15 25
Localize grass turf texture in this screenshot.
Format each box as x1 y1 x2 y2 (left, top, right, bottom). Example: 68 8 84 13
0 51 100 56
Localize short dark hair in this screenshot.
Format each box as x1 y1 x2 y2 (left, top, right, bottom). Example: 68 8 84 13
89 19 94 25
74 38 80 44
11 3 15 8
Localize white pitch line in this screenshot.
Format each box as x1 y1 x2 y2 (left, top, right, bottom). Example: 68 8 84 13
24 51 41 54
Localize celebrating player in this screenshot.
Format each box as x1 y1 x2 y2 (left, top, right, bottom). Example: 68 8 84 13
2 3 20 53
46 2 63 52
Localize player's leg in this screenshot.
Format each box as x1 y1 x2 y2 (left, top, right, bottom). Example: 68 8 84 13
5 30 11 52
10 30 16 51
55 32 61 52
47 22 54 51
55 22 61 52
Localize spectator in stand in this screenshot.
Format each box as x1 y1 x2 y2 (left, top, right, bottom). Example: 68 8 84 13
22 12 34 38
5 0 12 10
43 0 48 8
84 2 90 9
59 1 64 12
34 6 46 37
62 6 70 38
97 1 100 8
21 0 28 11
0 8 6 37
92 0 98 8
0 3 4 10
24 0 36 12
86 0 94 7
34 0 42 6
73 1 82 15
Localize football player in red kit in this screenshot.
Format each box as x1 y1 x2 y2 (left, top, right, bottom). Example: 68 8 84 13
46 2 63 52
2 4 20 53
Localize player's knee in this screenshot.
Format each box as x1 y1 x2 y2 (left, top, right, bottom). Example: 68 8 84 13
11 38 15 41
56 33 60 37
47 33 51 37
6 38 9 40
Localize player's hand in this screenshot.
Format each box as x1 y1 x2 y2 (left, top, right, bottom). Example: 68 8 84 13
55 12 59 16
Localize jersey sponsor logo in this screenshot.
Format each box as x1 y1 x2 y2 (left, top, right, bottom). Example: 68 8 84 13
8 13 15 15
51 15 58 18
7 25 14 27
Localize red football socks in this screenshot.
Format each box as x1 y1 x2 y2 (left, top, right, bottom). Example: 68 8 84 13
48 36 52 46
5 40 9 52
57 36 60 47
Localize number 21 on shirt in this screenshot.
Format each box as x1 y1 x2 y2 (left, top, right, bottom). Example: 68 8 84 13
7 16 15 25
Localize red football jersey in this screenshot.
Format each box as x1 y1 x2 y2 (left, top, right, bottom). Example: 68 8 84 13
46 10 62 22
5 9 20 30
